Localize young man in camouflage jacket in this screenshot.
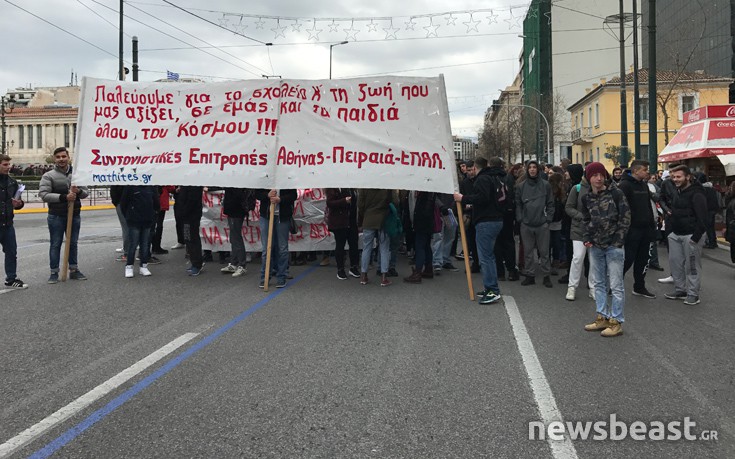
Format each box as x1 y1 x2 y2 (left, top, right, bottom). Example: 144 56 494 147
581 162 631 337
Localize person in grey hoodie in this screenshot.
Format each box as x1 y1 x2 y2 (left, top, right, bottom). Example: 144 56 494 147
515 160 554 287
563 164 593 300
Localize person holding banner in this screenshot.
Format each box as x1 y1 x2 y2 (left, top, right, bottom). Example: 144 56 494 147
326 188 360 280
256 189 297 289
0 154 28 289
358 189 396 287
39 147 89 284
221 187 251 278
453 156 505 305
177 185 205 276
119 186 160 278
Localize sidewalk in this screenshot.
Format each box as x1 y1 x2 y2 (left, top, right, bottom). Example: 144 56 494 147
15 199 115 214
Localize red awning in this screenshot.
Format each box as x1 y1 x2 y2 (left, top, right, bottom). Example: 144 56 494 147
659 105 735 175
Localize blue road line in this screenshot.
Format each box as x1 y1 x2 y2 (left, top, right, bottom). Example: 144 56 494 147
29 265 318 459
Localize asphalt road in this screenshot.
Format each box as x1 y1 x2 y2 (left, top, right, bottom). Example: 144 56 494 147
1 209 733 458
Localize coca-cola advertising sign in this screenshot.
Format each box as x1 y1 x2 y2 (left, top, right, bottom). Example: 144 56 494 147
684 105 735 124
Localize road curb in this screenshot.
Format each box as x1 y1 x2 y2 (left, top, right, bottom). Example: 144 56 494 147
15 204 115 214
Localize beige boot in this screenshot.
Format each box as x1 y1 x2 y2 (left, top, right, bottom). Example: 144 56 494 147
584 314 610 331
601 319 623 337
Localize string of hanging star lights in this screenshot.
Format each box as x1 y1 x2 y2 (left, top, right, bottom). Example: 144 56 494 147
152 2 539 42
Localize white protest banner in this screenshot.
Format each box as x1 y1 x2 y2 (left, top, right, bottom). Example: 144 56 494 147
73 76 457 193
200 189 336 252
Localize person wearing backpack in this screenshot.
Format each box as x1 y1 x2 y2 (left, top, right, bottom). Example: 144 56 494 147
326 188 360 280
493 158 519 282
357 188 396 287
564 164 593 300
220 188 251 278
119 185 160 278
453 156 505 304
515 160 554 288
582 162 631 337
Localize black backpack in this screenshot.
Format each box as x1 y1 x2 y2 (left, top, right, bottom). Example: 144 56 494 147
491 175 514 214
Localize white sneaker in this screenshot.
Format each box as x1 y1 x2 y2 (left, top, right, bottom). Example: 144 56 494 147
125 265 134 278
658 276 674 284
232 265 247 277
565 286 576 301
221 263 237 273
139 264 152 276
116 248 123 253
171 242 185 250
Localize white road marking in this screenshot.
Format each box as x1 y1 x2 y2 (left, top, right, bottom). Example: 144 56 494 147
0 332 199 458
503 296 579 459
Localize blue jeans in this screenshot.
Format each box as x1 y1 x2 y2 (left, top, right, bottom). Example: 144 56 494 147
48 214 80 273
126 224 151 266
475 220 503 294
259 216 289 282
589 246 625 323
441 220 457 264
1 225 18 281
361 228 390 274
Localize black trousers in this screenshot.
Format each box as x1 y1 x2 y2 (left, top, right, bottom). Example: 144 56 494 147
152 210 166 250
332 227 359 270
623 226 653 290
174 204 185 244
705 211 717 246
183 221 202 269
495 215 517 276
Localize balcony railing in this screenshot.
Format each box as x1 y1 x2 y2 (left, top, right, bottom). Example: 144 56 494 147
571 127 593 143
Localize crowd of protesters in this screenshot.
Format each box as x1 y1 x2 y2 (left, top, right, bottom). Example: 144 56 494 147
3 150 735 337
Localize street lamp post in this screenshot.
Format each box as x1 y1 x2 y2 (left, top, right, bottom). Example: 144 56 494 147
329 41 348 79
1 95 16 155
503 102 551 165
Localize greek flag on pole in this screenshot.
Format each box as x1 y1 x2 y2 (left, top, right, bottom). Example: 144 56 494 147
166 70 179 81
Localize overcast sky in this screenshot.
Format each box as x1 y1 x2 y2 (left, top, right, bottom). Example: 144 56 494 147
1 0 529 139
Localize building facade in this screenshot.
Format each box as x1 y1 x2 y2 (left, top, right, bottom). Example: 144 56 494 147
568 69 732 169
453 136 478 162
2 86 81 165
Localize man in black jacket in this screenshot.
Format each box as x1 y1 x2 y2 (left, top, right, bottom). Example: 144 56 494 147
256 189 297 288
664 165 708 305
454 156 505 304
0 154 27 289
618 160 657 298
177 185 205 276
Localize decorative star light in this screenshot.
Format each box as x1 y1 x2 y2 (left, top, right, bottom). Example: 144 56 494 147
367 20 379 32
486 10 499 25
254 17 265 29
424 17 439 37
504 8 516 29
307 20 322 40
218 14 230 28
445 13 457 26
528 6 539 19
383 20 399 39
328 20 340 32
272 19 287 38
405 17 417 30
544 11 552 25
344 20 360 41
291 19 303 32
464 13 481 33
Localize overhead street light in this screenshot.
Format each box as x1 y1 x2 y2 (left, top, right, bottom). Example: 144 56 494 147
329 41 349 80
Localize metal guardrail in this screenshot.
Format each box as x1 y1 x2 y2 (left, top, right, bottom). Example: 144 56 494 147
17 186 112 207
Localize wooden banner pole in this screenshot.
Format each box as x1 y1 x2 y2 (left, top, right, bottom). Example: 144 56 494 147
60 201 74 282
263 202 276 292
455 203 474 301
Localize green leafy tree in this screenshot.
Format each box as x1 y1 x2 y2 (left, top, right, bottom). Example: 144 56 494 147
604 145 621 167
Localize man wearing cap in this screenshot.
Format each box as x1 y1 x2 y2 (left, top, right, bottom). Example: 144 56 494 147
582 162 631 337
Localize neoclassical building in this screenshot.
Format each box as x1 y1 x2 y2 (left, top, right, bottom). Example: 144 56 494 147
2 86 80 165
